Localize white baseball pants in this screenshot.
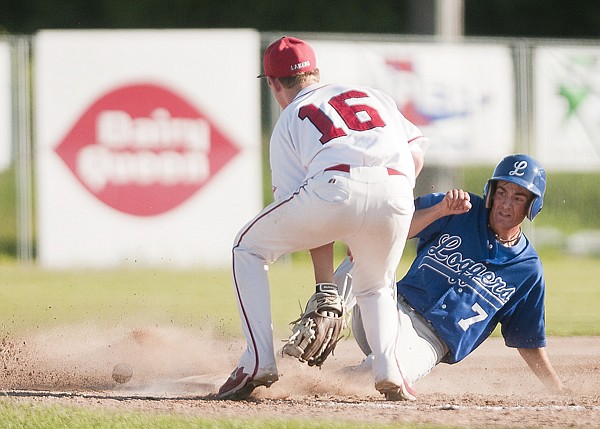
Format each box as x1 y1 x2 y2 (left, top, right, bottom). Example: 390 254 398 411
230 166 414 381
335 257 448 386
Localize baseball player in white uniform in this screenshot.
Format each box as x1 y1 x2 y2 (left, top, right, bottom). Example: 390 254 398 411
217 36 428 400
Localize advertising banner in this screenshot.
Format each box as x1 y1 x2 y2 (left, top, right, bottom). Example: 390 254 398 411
535 46 600 171
307 40 515 166
0 41 10 171
35 30 262 268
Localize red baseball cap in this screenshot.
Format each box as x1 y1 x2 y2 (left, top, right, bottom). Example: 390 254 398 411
257 36 317 78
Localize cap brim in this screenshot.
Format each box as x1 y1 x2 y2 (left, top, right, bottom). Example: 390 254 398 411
256 73 267 78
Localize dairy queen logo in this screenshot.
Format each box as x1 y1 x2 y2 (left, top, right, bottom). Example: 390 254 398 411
55 83 239 216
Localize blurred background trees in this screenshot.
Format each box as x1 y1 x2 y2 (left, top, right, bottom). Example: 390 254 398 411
1 0 599 39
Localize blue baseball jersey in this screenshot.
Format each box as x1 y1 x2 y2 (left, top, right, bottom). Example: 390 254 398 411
398 192 547 364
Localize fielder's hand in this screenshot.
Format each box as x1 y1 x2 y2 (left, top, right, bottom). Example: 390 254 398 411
282 283 345 367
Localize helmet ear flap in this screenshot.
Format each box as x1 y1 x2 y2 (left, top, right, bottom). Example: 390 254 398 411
483 180 496 209
528 169 546 221
528 195 543 221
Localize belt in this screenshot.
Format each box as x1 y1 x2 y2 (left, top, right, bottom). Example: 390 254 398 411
324 164 402 176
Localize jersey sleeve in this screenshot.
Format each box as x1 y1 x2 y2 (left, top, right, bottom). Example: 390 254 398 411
402 117 427 146
412 193 451 242
376 87 428 151
269 117 307 200
375 88 424 142
415 193 444 208
500 268 547 349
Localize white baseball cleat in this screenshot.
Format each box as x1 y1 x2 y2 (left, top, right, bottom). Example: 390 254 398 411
340 354 374 374
375 379 417 401
217 366 279 400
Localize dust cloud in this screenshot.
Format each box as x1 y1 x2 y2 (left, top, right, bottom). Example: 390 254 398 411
1 324 597 401
0 323 373 397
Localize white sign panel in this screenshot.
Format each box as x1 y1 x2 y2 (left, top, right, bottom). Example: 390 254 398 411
0 41 10 171
306 40 515 165
35 30 262 268
535 46 600 171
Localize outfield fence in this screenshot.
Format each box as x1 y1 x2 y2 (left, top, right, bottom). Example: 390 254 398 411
1 31 599 266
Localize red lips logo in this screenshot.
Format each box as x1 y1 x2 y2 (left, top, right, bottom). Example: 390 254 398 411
55 83 239 216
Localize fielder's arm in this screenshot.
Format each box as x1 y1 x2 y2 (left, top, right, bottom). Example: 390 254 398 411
310 243 335 284
517 347 566 393
408 137 428 177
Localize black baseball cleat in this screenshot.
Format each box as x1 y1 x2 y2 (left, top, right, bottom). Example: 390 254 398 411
217 366 279 400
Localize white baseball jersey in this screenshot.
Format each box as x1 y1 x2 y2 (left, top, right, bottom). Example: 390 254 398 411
270 83 424 200
229 81 427 389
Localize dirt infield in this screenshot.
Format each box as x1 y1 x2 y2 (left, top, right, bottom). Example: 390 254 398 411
1 326 599 428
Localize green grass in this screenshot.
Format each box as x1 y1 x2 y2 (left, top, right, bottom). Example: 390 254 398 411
0 249 598 338
0 401 441 429
542 253 600 335
0 259 318 338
